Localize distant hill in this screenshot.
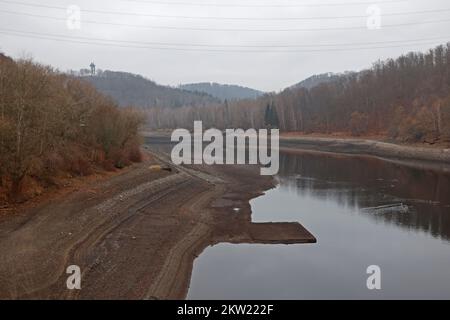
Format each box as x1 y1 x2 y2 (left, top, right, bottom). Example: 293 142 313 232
291 72 353 90
0 52 13 63
179 82 264 101
80 70 219 109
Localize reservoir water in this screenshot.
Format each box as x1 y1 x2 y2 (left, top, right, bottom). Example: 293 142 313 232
188 150 450 299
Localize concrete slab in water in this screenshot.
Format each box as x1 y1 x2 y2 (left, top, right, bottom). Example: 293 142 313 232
248 222 317 244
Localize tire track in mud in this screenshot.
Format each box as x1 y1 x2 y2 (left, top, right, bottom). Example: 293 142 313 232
62 151 224 299
0 148 276 299
144 184 226 299
64 175 194 299
2 169 192 298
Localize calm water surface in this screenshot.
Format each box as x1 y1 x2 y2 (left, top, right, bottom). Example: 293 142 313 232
188 151 450 299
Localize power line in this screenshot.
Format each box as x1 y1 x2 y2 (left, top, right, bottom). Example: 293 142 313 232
0 0 448 21
1 27 448 48
2 9 450 32
121 0 408 8
0 28 447 53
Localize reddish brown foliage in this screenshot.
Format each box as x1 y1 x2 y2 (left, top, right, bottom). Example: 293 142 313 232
0 56 145 202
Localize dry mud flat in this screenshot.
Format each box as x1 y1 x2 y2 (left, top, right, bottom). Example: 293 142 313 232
0 150 315 299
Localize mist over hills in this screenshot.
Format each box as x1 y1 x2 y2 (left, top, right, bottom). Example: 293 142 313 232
77 68 357 111
179 82 264 101
291 72 354 90
80 70 220 109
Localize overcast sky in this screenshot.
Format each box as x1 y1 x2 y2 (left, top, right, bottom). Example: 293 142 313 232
1 0 449 92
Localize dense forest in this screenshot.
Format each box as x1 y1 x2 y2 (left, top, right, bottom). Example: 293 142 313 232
148 43 450 143
83 70 219 109
179 82 264 101
0 55 144 202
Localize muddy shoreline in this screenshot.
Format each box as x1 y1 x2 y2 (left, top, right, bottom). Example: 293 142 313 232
5 133 447 299
145 131 450 163
0 145 315 299
280 136 450 169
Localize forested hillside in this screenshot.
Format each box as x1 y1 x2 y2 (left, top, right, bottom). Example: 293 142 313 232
148 43 450 143
84 71 220 109
179 82 264 101
0 56 144 202
290 72 351 90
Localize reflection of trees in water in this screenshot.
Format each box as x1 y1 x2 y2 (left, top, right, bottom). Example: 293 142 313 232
278 152 450 241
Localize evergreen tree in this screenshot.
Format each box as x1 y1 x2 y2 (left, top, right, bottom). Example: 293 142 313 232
264 102 279 128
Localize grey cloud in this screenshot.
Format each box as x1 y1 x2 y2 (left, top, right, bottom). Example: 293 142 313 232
1 0 449 91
